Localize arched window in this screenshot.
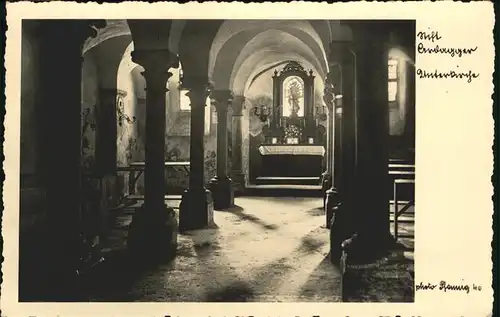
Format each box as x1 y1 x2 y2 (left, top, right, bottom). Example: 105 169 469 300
388 58 398 103
282 76 305 118
178 63 211 135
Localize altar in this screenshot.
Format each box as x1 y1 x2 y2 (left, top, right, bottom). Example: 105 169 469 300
258 145 325 178
249 61 328 184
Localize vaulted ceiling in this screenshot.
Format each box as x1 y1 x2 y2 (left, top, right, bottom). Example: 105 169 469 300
83 19 353 95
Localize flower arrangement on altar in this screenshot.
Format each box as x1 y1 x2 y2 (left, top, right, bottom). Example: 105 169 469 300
284 124 302 144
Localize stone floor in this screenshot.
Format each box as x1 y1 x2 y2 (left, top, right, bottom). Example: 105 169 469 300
91 196 342 302
17 195 414 302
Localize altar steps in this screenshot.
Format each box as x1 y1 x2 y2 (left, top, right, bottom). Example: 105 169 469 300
245 184 323 197
254 176 322 186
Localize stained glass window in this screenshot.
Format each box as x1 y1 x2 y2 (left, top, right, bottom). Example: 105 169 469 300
282 76 305 118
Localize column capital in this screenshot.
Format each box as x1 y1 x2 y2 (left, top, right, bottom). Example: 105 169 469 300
132 49 178 92
183 79 211 108
323 81 335 113
231 95 246 116
210 89 233 112
131 49 179 71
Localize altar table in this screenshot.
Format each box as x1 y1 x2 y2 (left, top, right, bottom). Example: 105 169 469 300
258 145 325 178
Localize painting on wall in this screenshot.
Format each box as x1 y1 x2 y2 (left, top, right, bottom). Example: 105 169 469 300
248 95 273 136
116 94 136 127
81 106 97 170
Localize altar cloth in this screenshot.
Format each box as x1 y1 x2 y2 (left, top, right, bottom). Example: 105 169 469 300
258 145 325 156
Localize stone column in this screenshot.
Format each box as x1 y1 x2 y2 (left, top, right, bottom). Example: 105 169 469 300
324 43 347 227
126 49 179 262
322 79 335 210
328 40 358 262
208 90 235 210
35 20 105 297
179 81 214 231
340 23 393 263
230 95 246 194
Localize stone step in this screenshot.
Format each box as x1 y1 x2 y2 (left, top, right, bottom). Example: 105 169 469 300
253 176 322 186
125 194 182 201
245 184 323 197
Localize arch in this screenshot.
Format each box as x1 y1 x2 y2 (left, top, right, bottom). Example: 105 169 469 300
232 51 321 96
389 46 415 65
83 19 131 54
116 41 144 166
168 20 187 55
209 20 329 90
309 19 333 54
227 30 325 90
178 20 223 86
246 60 293 88
90 34 133 89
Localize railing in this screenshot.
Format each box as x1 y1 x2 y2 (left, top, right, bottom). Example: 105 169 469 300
389 162 415 241
115 161 190 208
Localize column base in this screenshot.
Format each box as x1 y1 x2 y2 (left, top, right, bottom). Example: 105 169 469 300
179 188 215 232
230 172 246 196
321 172 332 191
208 176 234 210
341 232 396 265
321 172 332 208
324 187 340 228
127 204 178 264
42 234 95 300
329 202 354 265
340 248 414 302
77 234 106 277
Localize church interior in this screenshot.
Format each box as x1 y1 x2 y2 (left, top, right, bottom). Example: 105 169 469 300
18 19 416 302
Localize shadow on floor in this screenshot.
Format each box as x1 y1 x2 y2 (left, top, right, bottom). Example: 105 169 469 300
298 254 342 301
80 250 165 301
297 235 327 255
223 205 279 230
295 226 328 255
306 207 325 217
204 281 256 302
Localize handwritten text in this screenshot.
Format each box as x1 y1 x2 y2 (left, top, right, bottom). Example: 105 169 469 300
416 29 480 83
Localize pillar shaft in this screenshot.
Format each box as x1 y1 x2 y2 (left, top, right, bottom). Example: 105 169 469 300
217 109 228 176
179 81 214 231
322 80 335 211
326 102 334 175
324 44 347 224
95 88 119 176
35 20 105 295
126 49 179 262
327 40 360 260
340 23 393 262
131 50 175 214
230 95 246 192
188 85 210 190
212 90 232 179
323 80 335 175
209 90 234 210
352 32 390 239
